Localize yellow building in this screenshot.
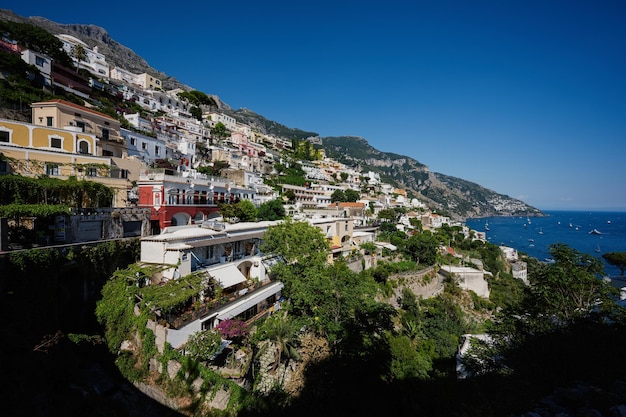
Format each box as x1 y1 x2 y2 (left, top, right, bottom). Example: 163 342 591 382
0 118 132 207
31 99 126 158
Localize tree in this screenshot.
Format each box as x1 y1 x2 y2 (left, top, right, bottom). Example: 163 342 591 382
384 333 432 381
236 199 257 222
340 172 349 182
403 232 439 265
184 330 223 362
257 312 301 371
330 189 346 203
211 122 228 143
257 199 286 221
377 208 397 222
603 252 626 276
189 105 202 121
260 220 329 268
523 244 617 327
344 189 360 202
282 189 296 203
71 44 87 63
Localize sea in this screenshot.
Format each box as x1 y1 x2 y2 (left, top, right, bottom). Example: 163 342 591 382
465 211 626 277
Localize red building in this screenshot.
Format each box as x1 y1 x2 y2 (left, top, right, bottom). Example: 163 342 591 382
137 169 257 233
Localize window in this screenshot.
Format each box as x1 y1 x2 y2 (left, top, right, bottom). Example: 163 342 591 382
75 121 85 132
46 117 53 127
141 142 147 150
86 167 98 177
0 130 9 143
45 163 59 176
78 141 89 154
101 128 110 140
0 160 8 173
51 137 62 149
130 137 136 146
35 56 45 67
154 145 160 155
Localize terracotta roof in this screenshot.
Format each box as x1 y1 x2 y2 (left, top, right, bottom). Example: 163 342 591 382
329 202 364 208
32 99 117 121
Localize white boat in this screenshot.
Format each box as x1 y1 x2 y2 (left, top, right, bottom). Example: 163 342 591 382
589 229 602 235
538 228 544 235
595 244 601 253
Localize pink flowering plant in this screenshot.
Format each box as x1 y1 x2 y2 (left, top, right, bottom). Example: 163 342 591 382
215 319 249 343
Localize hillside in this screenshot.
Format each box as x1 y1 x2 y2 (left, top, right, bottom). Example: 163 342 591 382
321 136 542 218
0 9 542 219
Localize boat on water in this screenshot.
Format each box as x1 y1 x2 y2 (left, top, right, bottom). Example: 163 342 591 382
589 229 602 235
595 244 601 253
538 228 544 235
484 220 490 231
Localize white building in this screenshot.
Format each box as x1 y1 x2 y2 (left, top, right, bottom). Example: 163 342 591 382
56 34 110 77
440 265 490 298
121 128 166 164
20 49 52 86
139 221 285 348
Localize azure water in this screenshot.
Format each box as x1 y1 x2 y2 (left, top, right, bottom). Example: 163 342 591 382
465 211 626 277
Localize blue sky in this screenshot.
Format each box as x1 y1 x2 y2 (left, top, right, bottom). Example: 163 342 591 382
6 1 626 211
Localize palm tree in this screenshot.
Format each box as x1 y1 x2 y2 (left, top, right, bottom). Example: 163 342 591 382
262 312 301 372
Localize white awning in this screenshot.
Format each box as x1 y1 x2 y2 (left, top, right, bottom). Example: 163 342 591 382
208 264 247 289
218 281 284 320
375 242 397 251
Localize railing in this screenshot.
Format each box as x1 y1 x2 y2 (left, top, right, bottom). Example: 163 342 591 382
166 279 273 329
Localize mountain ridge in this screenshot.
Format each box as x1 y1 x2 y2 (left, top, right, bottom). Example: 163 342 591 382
0 9 542 219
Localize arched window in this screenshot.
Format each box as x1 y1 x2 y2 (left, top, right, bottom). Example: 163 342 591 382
78 140 90 154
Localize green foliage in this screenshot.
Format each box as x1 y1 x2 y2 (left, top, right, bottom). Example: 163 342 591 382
384 333 432 381
197 160 230 176
523 244 617 326
95 268 140 353
277 163 307 187
291 138 321 161
236 199 257 222
359 242 377 255
218 199 257 222
211 122 228 140
74 239 140 281
67 333 105 345
189 105 202 121
344 188 360 202
487 272 526 311
9 247 64 272
184 330 223 362
140 273 204 315
602 252 626 275
257 199 286 221
330 189 346 203
0 20 74 67
255 312 302 369
177 90 216 107
419 295 468 359
377 208 399 222
0 175 113 207
260 219 329 267
402 231 439 265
